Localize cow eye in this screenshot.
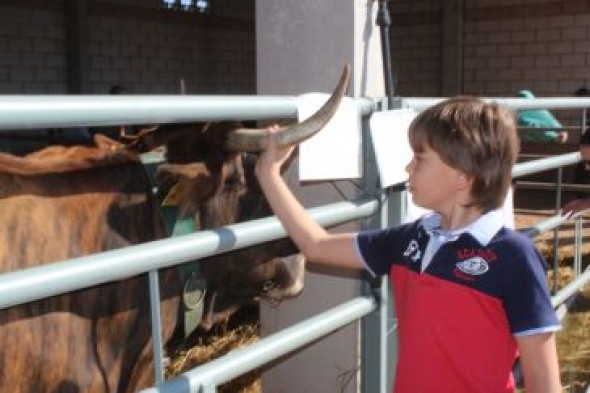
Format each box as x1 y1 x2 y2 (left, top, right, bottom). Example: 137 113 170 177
262 280 276 292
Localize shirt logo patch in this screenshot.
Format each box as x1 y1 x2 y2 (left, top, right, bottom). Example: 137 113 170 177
456 257 489 276
403 239 422 263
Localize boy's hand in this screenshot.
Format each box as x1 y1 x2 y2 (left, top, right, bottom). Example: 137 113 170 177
255 124 296 178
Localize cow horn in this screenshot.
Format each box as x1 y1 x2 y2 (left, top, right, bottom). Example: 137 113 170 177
223 64 351 152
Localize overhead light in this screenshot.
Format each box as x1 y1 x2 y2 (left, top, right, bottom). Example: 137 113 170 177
160 0 209 13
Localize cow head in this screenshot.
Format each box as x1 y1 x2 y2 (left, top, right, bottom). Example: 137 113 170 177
129 65 351 331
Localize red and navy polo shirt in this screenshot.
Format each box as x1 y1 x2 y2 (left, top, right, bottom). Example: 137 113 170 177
355 210 560 393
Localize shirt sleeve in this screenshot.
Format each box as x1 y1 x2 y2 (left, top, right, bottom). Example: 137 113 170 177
501 234 560 336
355 223 415 276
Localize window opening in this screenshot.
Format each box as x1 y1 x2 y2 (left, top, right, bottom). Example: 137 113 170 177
161 0 209 13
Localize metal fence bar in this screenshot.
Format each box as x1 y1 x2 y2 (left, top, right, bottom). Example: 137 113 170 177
0 95 376 129
0 197 379 310
512 152 580 179
139 296 377 393
148 270 165 387
552 168 564 293
517 209 590 309
401 97 590 112
2 95 588 131
552 266 590 309
575 217 583 276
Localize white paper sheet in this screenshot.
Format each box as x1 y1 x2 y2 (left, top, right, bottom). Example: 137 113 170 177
297 94 361 181
368 109 417 188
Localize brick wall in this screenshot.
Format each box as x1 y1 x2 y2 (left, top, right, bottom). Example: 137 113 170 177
0 3 66 93
464 0 590 98
390 0 442 96
0 0 254 94
390 0 590 130
390 1 590 96
2 0 589 109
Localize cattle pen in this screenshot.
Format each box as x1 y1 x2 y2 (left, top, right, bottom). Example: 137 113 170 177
1 93 590 392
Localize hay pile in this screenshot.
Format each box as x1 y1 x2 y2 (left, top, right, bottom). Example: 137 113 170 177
516 209 590 392
557 282 590 392
167 322 261 393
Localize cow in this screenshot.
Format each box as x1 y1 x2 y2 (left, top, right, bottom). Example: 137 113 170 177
0 134 182 393
0 65 350 392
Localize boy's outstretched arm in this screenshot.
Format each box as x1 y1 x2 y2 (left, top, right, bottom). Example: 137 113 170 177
255 125 363 270
516 333 562 393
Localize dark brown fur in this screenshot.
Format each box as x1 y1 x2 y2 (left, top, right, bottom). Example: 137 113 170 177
144 122 305 331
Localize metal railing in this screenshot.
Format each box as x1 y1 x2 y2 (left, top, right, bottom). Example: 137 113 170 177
0 94 383 393
0 95 589 392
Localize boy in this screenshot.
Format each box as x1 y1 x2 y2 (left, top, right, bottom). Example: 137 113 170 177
255 96 561 392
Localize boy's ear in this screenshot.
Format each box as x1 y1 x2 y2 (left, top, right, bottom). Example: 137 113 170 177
455 170 473 190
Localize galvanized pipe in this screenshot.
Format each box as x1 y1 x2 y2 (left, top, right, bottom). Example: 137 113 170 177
552 266 590 309
0 197 379 309
574 217 583 276
402 97 590 111
138 296 377 393
516 210 590 310
512 152 580 178
0 95 376 130
148 270 165 387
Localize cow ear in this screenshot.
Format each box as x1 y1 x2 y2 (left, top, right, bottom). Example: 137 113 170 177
155 163 217 213
93 133 124 151
122 125 161 153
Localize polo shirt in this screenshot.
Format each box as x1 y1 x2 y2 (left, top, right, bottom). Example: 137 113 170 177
355 210 560 393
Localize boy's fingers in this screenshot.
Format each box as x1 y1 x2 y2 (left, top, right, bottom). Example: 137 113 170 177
266 124 280 146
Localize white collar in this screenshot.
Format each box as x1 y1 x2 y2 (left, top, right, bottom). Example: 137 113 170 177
419 209 504 246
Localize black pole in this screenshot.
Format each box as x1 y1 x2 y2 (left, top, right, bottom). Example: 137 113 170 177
376 0 395 109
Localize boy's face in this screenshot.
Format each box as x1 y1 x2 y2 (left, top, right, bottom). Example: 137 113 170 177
405 146 464 211
581 145 590 170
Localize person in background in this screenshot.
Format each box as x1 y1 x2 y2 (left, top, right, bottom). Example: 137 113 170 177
566 86 590 208
256 96 562 393
574 86 590 134
516 89 568 143
564 130 590 216
91 84 138 140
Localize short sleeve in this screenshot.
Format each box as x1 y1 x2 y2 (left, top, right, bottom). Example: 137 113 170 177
501 236 560 336
355 223 417 276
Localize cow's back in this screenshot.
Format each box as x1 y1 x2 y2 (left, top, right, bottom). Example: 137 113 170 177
0 147 181 393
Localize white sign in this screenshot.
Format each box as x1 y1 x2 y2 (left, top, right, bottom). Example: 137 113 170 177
368 109 417 188
297 94 362 181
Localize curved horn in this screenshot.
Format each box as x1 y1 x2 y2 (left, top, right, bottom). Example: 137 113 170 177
224 64 351 152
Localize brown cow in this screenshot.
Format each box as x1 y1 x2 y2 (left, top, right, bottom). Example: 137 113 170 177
148 121 307 331
129 64 351 331
0 65 350 392
0 134 182 393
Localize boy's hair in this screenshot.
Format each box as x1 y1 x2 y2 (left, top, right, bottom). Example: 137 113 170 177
408 96 519 212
